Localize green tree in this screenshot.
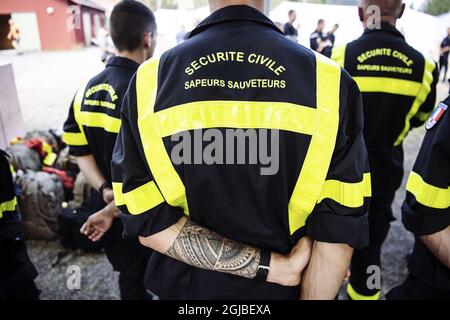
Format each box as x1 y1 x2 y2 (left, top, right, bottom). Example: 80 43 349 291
424 0 450 16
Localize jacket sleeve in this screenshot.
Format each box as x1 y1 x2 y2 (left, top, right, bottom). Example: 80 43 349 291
62 86 91 156
411 60 439 128
0 150 17 217
305 73 370 249
111 76 185 239
402 97 450 236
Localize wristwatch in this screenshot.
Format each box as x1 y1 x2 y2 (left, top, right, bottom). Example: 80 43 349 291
99 182 111 196
255 249 271 282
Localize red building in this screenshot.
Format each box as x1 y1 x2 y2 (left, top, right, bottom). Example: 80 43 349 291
0 0 106 51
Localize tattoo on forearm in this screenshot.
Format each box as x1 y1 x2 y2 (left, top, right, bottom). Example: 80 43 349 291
165 220 261 279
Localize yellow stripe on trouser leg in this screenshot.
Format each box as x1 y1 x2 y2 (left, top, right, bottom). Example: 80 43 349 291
394 56 436 146
347 283 381 300
0 197 17 219
317 173 372 207
288 53 341 234
113 181 165 215
136 58 189 215
406 172 450 209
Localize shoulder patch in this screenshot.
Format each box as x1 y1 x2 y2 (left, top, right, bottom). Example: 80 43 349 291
426 102 448 130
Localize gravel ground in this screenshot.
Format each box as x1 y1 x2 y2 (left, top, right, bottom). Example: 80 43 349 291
1 48 448 300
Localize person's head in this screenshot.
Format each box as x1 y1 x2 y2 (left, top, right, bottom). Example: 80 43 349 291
331 23 339 33
358 0 405 27
208 0 264 13
317 19 325 32
288 10 297 23
109 0 157 62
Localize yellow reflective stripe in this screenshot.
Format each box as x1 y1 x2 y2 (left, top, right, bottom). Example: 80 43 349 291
406 172 450 209
415 111 432 122
331 44 346 68
156 101 317 137
113 181 164 215
63 131 88 146
288 53 341 234
79 111 121 133
318 173 371 207
84 99 116 110
0 197 17 219
394 56 436 146
347 283 380 301
136 58 189 215
41 141 57 166
72 81 89 143
354 77 422 96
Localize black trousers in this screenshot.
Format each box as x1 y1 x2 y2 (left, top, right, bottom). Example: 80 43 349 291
91 193 152 300
387 275 450 300
102 221 152 300
440 56 448 82
0 219 40 300
348 195 395 299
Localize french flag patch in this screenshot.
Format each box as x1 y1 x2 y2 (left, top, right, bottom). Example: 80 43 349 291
426 102 448 130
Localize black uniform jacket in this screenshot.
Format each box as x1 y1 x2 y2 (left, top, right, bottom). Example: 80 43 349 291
402 96 450 292
332 23 439 203
112 5 370 299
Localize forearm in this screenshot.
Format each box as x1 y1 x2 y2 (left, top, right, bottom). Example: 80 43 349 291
76 155 107 191
421 226 450 268
300 241 353 300
138 216 305 285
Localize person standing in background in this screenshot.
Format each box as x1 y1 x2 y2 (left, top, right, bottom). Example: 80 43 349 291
310 19 326 53
322 24 339 58
439 28 450 83
284 10 298 42
7 19 21 55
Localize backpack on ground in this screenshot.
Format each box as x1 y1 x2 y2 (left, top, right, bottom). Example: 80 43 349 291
16 170 64 240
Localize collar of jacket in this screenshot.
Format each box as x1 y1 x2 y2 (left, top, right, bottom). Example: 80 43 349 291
188 5 283 39
363 22 405 39
106 56 140 71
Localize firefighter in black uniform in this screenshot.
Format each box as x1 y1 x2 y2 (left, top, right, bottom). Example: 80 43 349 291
387 96 450 300
62 0 157 300
0 150 40 300
112 1 371 300
310 19 326 54
439 28 450 83
331 0 439 300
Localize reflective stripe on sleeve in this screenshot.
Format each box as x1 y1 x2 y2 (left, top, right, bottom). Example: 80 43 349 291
318 173 371 208
113 181 164 215
406 171 450 209
63 132 88 146
288 53 341 234
0 197 17 219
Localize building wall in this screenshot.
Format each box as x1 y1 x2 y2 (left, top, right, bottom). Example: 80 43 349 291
0 0 105 50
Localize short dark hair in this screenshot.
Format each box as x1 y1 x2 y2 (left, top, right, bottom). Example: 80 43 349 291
288 10 296 16
110 0 156 52
318 19 325 25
